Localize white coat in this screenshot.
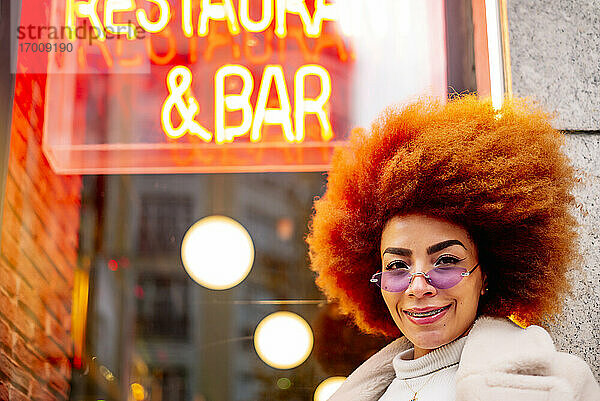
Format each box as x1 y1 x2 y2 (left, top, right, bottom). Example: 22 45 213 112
328 317 600 401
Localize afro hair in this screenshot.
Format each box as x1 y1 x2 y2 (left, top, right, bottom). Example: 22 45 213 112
306 95 580 338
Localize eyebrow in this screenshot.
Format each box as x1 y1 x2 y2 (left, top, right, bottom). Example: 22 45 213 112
383 240 467 257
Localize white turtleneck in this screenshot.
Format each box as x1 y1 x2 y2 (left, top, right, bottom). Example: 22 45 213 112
377 336 466 401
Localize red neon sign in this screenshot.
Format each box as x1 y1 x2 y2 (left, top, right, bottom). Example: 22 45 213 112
40 0 447 174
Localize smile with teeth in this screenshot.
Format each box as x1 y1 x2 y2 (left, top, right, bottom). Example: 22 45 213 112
405 305 450 317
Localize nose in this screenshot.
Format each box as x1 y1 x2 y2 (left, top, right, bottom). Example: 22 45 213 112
405 272 437 298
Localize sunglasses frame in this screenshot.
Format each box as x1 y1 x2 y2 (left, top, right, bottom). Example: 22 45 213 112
370 263 480 292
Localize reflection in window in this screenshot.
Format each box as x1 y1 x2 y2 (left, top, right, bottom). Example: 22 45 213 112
150 366 188 401
136 275 189 339
139 195 193 254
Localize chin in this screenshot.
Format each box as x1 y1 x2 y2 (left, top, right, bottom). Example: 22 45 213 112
408 330 455 350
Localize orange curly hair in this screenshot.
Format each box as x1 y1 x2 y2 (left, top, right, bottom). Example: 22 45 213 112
306 95 580 338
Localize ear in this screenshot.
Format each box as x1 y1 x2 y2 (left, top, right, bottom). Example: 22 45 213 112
480 271 488 296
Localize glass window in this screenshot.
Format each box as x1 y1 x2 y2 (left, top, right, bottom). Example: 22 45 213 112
1 0 483 400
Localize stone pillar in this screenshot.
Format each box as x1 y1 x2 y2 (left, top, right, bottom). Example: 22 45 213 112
507 0 600 380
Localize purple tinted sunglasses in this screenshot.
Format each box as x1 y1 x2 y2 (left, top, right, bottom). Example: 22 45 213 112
370 263 480 292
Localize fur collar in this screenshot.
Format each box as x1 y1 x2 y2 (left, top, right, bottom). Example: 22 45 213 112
328 317 560 401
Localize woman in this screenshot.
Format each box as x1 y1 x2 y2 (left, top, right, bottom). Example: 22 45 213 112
306 96 599 400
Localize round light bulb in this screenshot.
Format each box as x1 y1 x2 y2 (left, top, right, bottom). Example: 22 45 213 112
254 311 313 369
314 377 346 401
181 215 254 290
131 383 145 401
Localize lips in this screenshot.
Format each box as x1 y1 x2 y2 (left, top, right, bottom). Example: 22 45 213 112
403 304 451 324
405 305 451 317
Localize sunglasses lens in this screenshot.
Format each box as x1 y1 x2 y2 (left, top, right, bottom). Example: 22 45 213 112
376 266 468 292
428 266 467 289
380 270 411 292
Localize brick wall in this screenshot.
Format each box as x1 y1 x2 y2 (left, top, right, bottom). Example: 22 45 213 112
0 39 82 401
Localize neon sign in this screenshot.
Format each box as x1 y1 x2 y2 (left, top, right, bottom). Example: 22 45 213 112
65 1 341 144
65 0 338 40
41 0 448 173
162 64 332 144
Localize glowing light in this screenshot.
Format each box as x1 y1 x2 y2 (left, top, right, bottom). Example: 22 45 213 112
485 0 505 109
294 64 333 142
254 311 313 369
275 0 338 38
104 0 137 39
131 383 145 401
108 259 118 271
311 0 338 37
72 269 89 368
251 65 294 143
146 27 177 65
162 64 334 143
73 0 106 41
161 66 213 141
134 285 144 299
277 377 292 389
215 65 255 144
276 217 294 241
136 0 171 33
66 0 341 41
198 0 241 36
181 0 194 37
99 365 115 381
65 0 77 39
314 377 346 401
239 0 274 32
181 216 254 290
275 0 312 38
